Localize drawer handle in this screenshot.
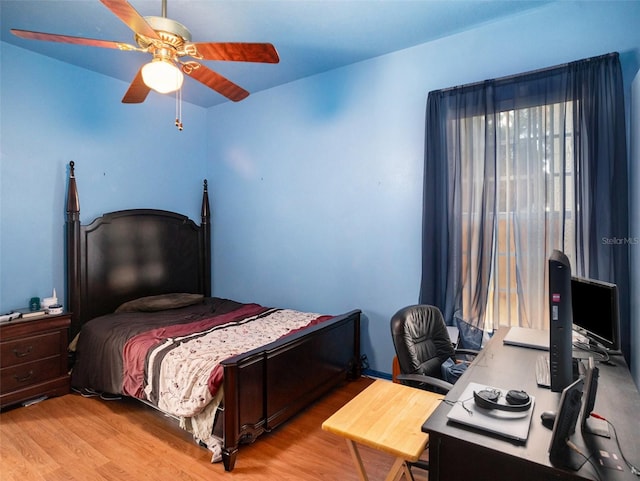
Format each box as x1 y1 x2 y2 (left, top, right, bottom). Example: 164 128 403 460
13 346 33 358
14 370 34 383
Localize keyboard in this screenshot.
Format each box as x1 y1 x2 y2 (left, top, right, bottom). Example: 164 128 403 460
535 355 584 388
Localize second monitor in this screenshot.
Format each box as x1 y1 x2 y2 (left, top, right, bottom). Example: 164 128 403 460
571 276 620 353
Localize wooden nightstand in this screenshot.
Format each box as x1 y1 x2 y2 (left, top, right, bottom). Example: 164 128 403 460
0 312 71 409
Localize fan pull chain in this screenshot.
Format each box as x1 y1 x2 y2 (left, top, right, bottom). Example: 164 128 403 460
175 86 183 131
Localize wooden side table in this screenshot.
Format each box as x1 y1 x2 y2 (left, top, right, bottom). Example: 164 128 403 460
0 312 71 409
322 379 443 481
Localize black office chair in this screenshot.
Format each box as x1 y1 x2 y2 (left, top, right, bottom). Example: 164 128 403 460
391 304 478 393
390 304 478 477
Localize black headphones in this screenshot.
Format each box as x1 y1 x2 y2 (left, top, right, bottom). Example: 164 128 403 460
473 388 532 412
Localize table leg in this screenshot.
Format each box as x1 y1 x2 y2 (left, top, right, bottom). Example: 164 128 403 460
384 457 407 481
401 460 415 481
345 439 415 481
384 458 404 481
346 439 369 481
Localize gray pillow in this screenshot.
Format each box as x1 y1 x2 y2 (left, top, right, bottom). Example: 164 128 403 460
115 293 204 313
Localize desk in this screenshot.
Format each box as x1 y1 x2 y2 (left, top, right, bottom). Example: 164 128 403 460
421 327 640 481
322 379 442 481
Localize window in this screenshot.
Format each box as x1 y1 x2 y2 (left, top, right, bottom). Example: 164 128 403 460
455 102 577 332
421 53 629 354
481 103 576 331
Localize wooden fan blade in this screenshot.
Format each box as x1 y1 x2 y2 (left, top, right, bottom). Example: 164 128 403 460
192 42 279 63
122 68 151 103
11 29 138 51
100 0 161 40
184 63 249 102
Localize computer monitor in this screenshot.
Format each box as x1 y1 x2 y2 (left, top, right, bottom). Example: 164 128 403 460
571 276 620 352
548 250 574 392
580 357 598 431
580 356 610 438
548 377 586 470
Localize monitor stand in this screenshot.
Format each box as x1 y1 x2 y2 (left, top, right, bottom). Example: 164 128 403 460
584 416 611 438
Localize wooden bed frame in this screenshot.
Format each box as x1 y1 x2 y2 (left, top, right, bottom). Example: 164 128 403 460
64 162 361 471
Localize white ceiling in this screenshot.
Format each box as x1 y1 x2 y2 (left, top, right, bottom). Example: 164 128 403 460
1 0 552 107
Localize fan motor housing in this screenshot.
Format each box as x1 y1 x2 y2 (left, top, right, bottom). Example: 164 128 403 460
136 16 192 50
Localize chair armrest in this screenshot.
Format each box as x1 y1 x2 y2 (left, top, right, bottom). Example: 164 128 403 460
396 373 453 393
454 348 480 364
455 348 480 356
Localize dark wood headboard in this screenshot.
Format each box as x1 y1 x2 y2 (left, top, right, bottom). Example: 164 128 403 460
65 161 211 338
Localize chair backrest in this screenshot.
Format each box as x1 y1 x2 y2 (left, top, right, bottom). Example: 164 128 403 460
390 305 455 380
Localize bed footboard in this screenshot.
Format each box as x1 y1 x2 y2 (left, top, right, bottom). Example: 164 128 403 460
220 309 361 471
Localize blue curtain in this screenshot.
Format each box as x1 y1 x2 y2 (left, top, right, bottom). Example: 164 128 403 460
420 52 630 360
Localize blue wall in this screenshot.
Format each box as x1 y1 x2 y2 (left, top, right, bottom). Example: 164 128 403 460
205 1 640 376
0 43 208 312
1 1 639 379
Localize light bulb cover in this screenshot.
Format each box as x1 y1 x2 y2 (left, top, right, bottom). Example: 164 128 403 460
141 59 184 94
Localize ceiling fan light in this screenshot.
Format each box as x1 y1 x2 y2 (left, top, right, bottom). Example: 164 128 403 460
141 59 184 94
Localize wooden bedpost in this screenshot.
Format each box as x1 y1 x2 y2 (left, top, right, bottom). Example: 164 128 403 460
66 161 82 339
201 179 211 297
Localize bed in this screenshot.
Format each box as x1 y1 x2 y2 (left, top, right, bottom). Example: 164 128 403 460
64 161 361 471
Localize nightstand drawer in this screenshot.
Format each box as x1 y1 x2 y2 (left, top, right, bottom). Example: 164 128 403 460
0 331 63 367
0 313 71 409
1 356 62 391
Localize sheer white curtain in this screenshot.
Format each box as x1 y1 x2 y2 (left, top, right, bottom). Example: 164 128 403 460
437 100 579 336
479 103 576 331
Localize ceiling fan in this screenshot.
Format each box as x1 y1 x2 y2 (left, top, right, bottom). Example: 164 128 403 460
11 0 279 104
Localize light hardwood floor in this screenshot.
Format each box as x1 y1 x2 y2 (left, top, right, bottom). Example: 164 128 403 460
0 377 429 480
